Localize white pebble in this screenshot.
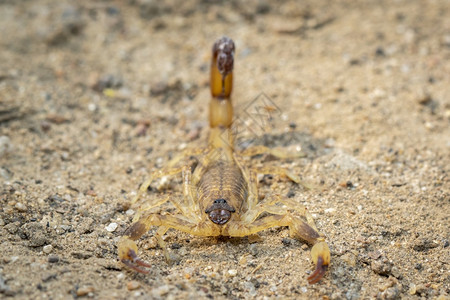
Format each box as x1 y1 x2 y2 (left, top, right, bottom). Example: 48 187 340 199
43 245 53 254
324 207 335 214
228 269 237 277
15 202 27 212
88 103 97 112
105 222 118 232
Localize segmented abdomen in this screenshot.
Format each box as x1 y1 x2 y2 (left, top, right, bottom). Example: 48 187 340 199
197 160 247 213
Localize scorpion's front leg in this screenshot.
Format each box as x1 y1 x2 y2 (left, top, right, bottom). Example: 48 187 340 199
228 214 330 284
119 213 216 273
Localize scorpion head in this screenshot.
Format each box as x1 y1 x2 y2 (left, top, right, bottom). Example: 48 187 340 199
205 198 235 225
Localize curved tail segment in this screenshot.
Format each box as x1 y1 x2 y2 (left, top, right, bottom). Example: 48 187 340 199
209 37 235 152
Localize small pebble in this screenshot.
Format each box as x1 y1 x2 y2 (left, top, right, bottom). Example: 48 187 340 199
228 269 237 277
127 280 141 291
76 286 95 297
371 258 392 276
341 252 357 267
105 222 118 232
156 176 171 191
0 136 12 157
409 283 416 295
43 245 53 254
15 202 27 212
282 238 291 246
324 207 335 214
48 255 59 263
151 285 171 297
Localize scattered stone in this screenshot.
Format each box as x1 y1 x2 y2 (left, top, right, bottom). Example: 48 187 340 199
413 239 439 252
156 176 171 191
127 280 141 291
0 136 12 157
77 217 94 234
371 257 392 276
368 250 382 260
43 245 53 254
48 255 59 263
100 212 114 224
227 269 237 277
282 237 291 246
378 286 400 300
414 284 428 296
151 285 171 298
92 74 123 92
71 251 92 259
4 222 19 234
21 222 48 247
170 243 182 250
45 114 70 124
105 222 118 232
41 273 57 282
76 286 95 297
14 202 27 212
409 283 416 295
0 274 12 295
324 207 336 214
375 47 385 57
0 167 12 180
249 244 259 256
341 252 357 267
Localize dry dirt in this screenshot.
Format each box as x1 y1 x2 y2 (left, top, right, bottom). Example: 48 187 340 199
0 0 449 299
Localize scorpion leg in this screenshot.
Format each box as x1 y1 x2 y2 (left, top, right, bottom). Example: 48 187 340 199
131 167 184 206
118 213 217 273
240 145 305 159
228 213 330 284
251 165 315 190
166 147 209 168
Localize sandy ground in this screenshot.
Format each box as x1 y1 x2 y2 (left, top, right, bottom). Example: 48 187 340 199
0 0 449 299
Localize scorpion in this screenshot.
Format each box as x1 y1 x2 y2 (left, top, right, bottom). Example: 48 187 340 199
118 37 330 284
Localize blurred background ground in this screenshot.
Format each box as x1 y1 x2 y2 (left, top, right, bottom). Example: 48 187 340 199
0 0 449 299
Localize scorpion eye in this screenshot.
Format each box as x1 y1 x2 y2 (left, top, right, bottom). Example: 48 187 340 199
214 198 226 204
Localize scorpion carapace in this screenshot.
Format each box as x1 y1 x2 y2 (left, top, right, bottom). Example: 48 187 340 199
118 36 330 285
